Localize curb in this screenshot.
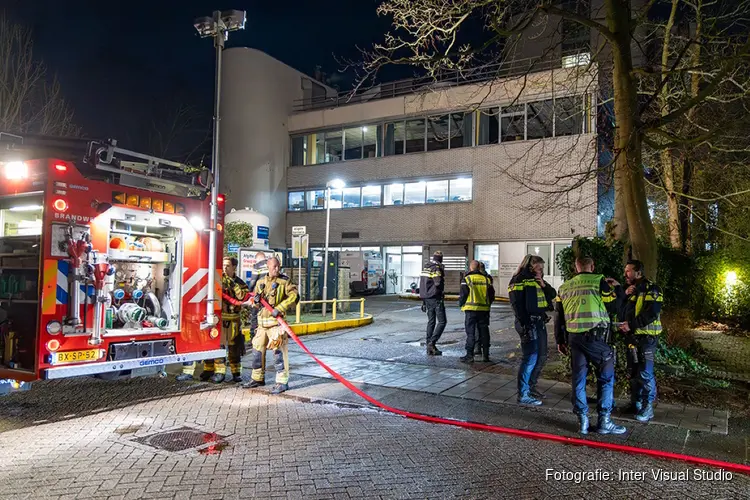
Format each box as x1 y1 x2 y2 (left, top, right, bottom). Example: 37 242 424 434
397 293 509 303
288 315 374 335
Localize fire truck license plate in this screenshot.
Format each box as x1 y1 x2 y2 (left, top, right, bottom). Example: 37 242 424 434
55 350 101 364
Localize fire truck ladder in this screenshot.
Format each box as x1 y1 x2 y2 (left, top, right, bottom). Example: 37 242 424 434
88 139 211 199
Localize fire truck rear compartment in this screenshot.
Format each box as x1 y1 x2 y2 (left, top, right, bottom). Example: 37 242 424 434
0 197 42 374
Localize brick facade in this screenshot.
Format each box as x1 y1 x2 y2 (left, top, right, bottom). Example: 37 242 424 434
286 134 597 246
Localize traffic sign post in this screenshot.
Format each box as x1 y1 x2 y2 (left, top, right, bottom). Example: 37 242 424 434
292 231 309 300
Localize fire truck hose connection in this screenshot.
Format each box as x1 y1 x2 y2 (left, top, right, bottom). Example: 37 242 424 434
221 292 750 476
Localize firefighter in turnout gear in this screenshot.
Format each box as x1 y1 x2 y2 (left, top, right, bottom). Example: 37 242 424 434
612 260 663 423
459 260 495 363
176 257 249 382
242 257 299 394
508 255 556 405
240 253 270 383
555 257 626 435
419 251 447 356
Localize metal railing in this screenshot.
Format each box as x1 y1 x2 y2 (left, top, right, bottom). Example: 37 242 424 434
294 298 366 323
292 52 591 113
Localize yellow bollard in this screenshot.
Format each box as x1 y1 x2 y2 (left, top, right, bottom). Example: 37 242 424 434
360 298 365 318
332 299 337 320
295 302 301 324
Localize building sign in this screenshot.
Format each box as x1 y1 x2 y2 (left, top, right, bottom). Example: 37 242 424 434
292 226 307 236
256 225 269 240
498 263 517 277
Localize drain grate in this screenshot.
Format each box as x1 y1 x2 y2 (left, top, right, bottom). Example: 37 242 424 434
132 426 226 452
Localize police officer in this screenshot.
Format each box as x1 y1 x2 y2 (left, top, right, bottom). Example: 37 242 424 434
176 257 249 383
611 260 663 422
459 260 495 363
508 255 556 405
419 251 446 356
555 257 625 435
242 257 299 394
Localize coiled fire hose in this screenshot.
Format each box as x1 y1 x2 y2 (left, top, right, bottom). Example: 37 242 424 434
222 291 750 475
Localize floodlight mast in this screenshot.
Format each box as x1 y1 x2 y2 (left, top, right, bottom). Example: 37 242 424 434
194 9 246 330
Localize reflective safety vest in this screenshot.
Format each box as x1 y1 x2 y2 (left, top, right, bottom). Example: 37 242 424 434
557 273 611 333
508 279 548 311
631 280 663 336
461 273 492 312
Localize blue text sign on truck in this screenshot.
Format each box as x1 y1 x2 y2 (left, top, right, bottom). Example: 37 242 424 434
256 226 269 240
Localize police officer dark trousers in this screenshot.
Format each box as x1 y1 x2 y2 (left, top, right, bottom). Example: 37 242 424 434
555 257 625 435
459 260 494 363
613 259 663 423
419 251 447 356
509 255 556 405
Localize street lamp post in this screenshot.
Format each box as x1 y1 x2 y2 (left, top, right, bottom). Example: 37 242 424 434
193 10 245 329
322 179 345 317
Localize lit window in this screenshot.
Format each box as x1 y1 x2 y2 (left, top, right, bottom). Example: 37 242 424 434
342 187 361 208
384 184 404 206
306 190 326 210
404 182 426 205
449 178 472 201
361 185 382 207
288 192 305 211
426 180 449 203
324 130 343 163
474 244 499 275
329 189 343 209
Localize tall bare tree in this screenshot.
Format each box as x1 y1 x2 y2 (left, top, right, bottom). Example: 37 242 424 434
0 13 79 136
347 0 750 276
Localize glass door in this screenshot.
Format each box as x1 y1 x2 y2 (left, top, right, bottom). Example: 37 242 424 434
385 247 402 294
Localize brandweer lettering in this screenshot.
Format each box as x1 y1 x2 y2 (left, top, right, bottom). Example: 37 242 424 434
54 213 90 222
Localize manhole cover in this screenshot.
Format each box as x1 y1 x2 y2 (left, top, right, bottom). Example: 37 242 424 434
133 426 226 452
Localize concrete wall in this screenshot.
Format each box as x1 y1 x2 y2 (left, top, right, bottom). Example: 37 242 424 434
288 66 597 132
286 134 598 246
220 48 333 247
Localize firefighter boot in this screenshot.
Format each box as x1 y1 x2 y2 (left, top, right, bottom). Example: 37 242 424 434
175 373 194 382
577 413 589 435
199 371 215 382
427 344 442 356
597 414 627 435
482 347 490 363
635 403 654 422
459 352 474 364
623 401 642 414
271 383 289 395
474 343 481 355
242 379 265 389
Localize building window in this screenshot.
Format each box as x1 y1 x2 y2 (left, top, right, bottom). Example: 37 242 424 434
405 118 426 153
342 187 361 208
474 244 499 275
426 180 449 203
344 127 364 160
306 190 326 210
555 97 583 136
384 183 404 205
450 178 472 201
404 182 426 205
291 136 307 166
288 191 305 211
501 104 525 142
553 242 570 276
384 121 404 156
363 125 380 158
527 100 554 139
324 130 343 163
361 185 382 207
426 115 450 152
450 112 472 148
329 189 343 209
478 107 500 145
526 243 552 276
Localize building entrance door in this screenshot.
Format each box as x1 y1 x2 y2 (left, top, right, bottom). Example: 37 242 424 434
385 248 402 294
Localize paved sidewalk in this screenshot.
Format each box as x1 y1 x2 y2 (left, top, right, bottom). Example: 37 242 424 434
1 385 747 499
693 329 750 382
286 351 729 434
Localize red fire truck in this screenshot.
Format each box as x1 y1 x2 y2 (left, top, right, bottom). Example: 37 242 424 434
0 133 225 392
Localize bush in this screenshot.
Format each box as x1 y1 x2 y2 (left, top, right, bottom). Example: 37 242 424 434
692 249 750 328
556 237 625 281
660 308 695 350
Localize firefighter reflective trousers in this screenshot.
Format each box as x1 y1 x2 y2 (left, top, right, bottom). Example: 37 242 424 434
203 319 244 376
250 325 290 384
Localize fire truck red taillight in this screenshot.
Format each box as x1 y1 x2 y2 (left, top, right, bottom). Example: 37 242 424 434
55 163 67 172
46 339 61 352
53 199 68 212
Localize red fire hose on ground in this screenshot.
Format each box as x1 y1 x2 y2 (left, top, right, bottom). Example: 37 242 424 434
223 292 750 475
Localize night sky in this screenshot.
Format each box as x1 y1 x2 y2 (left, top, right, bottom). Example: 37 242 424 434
4 0 396 152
